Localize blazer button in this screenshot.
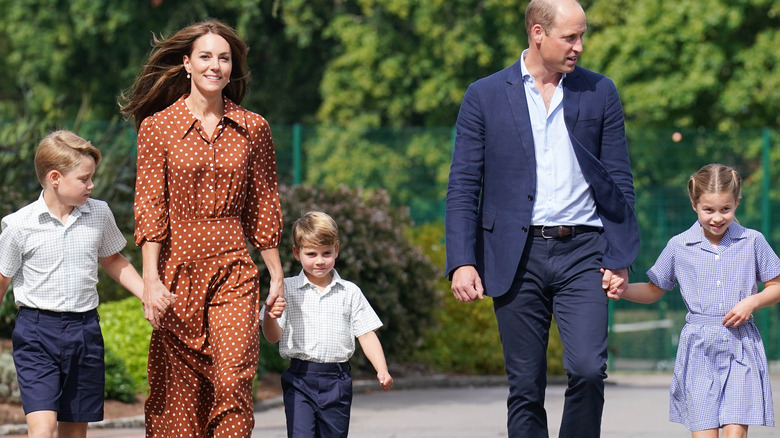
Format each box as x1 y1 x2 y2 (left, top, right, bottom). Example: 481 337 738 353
522 227 527 233
528 195 534 201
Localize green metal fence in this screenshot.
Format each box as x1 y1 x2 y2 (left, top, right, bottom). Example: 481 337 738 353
1 121 778 369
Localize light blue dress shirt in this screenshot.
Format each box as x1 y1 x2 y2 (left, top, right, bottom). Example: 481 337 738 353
521 50 602 227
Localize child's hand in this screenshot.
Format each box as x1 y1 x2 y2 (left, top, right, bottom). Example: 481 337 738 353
723 295 758 327
600 268 625 301
377 371 393 392
265 297 286 319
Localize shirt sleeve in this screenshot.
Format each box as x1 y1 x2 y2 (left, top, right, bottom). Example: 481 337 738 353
350 288 383 338
754 233 780 283
133 116 170 246
646 240 677 291
0 217 22 278
98 202 128 258
241 113 282 250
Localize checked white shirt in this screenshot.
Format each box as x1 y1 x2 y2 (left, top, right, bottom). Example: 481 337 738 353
271 269 383 363
0 194 127 312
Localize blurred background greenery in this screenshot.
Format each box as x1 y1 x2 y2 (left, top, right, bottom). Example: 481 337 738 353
1 0 780 401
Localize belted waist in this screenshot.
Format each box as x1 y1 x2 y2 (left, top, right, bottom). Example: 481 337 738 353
685 313 752 326
530 225 602 239
169 217 247 263
288 358 351 374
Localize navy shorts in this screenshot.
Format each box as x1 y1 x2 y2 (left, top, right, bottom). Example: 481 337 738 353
282 359 353 437
12 307 105 422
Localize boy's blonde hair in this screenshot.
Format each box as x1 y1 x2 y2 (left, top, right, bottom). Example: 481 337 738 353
687 163 742 205
292 211 339 249
35 130 101 186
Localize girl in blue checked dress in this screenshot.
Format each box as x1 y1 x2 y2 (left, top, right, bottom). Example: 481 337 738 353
617 163 780 437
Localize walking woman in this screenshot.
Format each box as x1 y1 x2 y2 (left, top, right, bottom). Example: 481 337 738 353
120 19 284 437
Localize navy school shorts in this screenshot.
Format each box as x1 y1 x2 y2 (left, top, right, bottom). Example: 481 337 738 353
12 307 105 422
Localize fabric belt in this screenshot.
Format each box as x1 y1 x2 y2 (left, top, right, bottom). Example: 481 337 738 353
288 358 351 374
530 225 601 239
686 313 752 326
168 217 247 263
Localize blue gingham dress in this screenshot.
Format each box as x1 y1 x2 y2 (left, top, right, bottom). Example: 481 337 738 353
647 222 780 431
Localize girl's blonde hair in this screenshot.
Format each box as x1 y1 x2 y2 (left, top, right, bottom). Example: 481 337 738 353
292 211 339 249
687 163 742 205
35 130 101 185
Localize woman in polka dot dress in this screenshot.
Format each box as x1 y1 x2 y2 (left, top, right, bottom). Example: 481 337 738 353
120 19 284 437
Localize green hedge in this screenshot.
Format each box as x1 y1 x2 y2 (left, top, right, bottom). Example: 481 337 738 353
99 297 152 393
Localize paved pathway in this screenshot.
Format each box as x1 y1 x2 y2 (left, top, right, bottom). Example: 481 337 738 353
4 373 780 437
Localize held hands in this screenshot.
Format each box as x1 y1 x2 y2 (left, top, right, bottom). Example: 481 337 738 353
451 266 484 302
265 296 286 319
601 268 628 301
722 295 758 327
264 278 285 312
143 278 178 329
377 371 393 392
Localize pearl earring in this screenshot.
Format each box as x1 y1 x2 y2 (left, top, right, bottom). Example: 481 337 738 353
187 73 191 79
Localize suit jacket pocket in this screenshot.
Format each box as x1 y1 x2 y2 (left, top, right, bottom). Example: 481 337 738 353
480 212 496 232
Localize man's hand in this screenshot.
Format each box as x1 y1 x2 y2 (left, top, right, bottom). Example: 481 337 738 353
602 268 629 300
451 265 485 302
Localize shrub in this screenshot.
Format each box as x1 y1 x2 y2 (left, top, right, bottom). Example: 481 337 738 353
0 350 19 403
104 347 138 403
410 221 565 375
99 297 152 392
0 289 16 337
256 184 440 375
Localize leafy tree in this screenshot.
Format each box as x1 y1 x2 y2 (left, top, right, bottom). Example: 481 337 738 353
584 0 780 130
0 0 324 125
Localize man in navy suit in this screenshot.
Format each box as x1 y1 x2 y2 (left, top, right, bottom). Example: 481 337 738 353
445 0 640 436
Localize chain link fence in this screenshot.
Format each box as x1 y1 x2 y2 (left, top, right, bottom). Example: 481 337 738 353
1 121 778 370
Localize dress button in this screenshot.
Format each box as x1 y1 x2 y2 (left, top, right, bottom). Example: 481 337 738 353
715 255 720 260
717 281 722 287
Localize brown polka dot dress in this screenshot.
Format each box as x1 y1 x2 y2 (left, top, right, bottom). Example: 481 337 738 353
134 96 282 437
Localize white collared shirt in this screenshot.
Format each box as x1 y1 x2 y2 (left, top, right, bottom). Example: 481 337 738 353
0 193 127 312
521 50 602 227
267 269 383 363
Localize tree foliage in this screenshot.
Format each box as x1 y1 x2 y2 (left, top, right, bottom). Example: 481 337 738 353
584 0 780 130
2 1 780 130
0 0 323 125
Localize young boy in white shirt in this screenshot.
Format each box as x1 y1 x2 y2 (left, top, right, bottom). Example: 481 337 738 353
262 211 393 437
0 130 174 437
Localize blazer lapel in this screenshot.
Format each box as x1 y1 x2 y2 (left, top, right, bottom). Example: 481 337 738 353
505 60 537 168
563 72 581 132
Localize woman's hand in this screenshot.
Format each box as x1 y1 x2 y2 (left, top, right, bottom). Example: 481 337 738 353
143 277 177 329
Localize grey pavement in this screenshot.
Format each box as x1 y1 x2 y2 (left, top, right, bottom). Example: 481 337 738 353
4 373 780 437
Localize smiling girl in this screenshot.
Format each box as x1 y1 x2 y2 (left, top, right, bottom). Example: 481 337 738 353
617 163 780 438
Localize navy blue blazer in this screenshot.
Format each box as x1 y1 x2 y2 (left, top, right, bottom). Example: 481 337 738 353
445 58 640 298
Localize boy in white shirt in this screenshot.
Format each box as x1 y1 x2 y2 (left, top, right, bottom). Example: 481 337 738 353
0 130 174 437
262 211 392 437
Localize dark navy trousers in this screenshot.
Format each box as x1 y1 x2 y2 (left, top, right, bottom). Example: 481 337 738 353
493 231 609 438
282 359 353 437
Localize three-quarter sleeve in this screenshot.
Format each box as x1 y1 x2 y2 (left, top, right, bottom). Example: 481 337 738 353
134 116 170 246
241 114 282 250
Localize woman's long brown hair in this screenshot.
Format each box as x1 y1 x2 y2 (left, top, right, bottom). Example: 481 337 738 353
119 19 250 131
